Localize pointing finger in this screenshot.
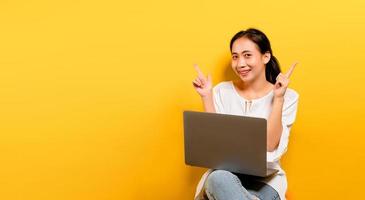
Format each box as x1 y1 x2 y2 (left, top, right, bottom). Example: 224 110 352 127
285 62 298 78
194 64 205 78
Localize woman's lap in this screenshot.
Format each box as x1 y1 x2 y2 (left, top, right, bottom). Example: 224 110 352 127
204 170 280 200
234 172 280 200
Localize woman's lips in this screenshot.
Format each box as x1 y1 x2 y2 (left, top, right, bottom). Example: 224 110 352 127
238 69 251 76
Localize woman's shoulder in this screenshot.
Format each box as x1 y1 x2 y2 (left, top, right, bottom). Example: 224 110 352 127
284 88 299 101
283 88 299 108
213 81 233 92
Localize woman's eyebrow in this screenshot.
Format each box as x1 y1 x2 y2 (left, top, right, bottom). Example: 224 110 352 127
232 50 251 54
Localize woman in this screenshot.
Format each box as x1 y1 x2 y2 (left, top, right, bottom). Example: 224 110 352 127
192 28 299 200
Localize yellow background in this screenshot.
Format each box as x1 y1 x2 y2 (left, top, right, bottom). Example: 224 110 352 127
1 0 364 199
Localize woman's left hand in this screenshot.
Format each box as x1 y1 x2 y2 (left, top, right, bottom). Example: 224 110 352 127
274 62 298 99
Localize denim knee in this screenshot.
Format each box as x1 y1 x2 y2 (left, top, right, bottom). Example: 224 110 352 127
205 170 243 196
204 170 256 200
206 170 240 189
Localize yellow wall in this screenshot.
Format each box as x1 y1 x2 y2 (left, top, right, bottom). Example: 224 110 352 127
1 0 364 199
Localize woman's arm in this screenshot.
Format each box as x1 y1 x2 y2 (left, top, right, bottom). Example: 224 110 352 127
201 91 216 113
267 97 284 152
268 62 298 152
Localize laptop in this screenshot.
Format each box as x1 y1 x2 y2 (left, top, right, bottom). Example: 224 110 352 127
183 110 278 177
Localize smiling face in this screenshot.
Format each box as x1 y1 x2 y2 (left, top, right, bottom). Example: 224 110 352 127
231 37 271 83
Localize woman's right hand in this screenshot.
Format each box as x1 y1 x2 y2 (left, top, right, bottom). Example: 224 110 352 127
192 64 212 98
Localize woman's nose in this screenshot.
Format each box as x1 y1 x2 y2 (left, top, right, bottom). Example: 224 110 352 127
238 57 246 67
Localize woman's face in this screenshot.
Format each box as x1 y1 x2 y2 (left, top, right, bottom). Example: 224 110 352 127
231 37 270 83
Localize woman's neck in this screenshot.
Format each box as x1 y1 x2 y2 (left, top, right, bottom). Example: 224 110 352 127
233 78 274 99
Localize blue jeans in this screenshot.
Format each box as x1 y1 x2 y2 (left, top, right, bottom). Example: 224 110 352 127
204 170 280 200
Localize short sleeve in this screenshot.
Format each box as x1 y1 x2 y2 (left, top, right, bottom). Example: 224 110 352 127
267 89 299 163
212 84 225 114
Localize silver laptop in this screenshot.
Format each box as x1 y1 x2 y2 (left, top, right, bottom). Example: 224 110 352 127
183 110 278 177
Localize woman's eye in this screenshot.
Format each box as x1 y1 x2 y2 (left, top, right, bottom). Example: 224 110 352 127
244 54 251 57
232 56 238 59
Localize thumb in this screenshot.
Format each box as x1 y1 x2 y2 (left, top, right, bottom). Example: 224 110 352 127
207 74 212 83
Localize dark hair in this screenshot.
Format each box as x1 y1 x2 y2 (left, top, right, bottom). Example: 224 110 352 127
229 28 281 84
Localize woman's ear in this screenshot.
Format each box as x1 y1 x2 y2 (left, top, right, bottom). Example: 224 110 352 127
263 52 271 64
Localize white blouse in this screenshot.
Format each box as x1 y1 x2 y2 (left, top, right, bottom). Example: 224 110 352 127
194 81 299 200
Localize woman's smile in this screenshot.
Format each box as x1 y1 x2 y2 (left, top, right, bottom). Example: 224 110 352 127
238 69 251 76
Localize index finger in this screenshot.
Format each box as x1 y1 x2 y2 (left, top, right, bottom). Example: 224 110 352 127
285 62 298 78
193 64 205 77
